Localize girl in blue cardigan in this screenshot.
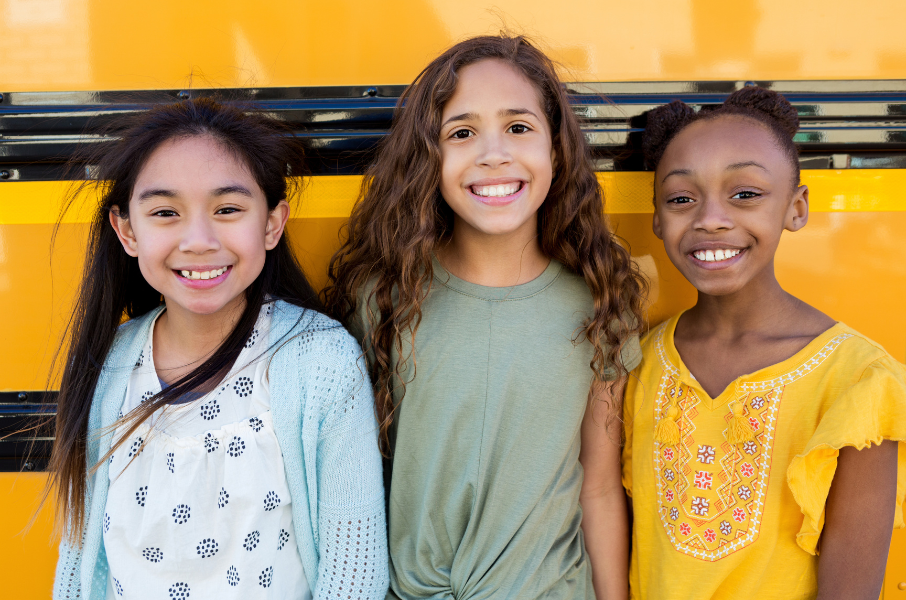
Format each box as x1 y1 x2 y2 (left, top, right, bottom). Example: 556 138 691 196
46 98 388 600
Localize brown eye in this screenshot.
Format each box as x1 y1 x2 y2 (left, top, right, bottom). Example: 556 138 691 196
731 191 760 200
509 124 529 134
452 129 472 139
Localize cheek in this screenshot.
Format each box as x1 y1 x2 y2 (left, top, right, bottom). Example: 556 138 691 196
130 224 173 264
232 223 270 267
530 146 554 190
439 151 463 196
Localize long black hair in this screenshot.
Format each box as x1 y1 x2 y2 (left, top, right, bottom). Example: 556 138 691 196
47 97 322 541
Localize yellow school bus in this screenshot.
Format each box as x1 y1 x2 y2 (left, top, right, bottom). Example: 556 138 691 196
1 1 904 597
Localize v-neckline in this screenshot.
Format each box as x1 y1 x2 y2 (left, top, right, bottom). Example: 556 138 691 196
661 312 846 410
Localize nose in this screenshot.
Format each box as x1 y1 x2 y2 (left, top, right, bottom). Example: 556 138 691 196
476 130 512 169
178 213 221 254
692 196 734 233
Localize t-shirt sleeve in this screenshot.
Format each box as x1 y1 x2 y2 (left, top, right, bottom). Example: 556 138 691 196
786 356 906 555
602 333 643 381
346 284 379 372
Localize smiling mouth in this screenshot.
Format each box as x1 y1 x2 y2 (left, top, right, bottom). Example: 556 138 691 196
692 248 743 263
176 266 230 280
470 182 524 198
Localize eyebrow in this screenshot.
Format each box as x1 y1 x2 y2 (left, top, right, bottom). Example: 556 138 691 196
441 107 540 129
661 168 691 184
727 161 769 172
661 161 769 184
136 188 176 202
500 107 539 120
136 185 253 202
212 185 254 197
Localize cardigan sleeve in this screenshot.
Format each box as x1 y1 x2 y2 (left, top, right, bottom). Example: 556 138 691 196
54 537 83 599
312 332 389 600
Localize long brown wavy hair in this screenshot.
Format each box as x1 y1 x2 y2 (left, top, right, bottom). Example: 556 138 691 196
324 35 646 452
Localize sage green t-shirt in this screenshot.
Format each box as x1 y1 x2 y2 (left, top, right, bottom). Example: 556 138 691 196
355 259 641 600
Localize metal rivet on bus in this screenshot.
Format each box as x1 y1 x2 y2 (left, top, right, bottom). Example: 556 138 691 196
23 462 35 471
177 90 190 99
18 392 28 401
0 170 10 180
898 581 906 591
363 87 377 97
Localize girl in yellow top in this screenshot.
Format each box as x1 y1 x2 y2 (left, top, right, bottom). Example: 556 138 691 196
623 87 906 600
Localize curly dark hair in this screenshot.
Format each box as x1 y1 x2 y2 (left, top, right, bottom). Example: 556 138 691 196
324 35 647 453
642 86 800 187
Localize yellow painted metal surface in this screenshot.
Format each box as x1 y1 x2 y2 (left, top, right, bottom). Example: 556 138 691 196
886 530 906 598
4 171 906 226
0 473 56 598
2 171 904 390
2 1 905 593
1 0 905 92
1 170 905 592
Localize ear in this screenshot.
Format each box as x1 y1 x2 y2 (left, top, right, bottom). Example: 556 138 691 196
109 207 139 257
785 184 809 232
264 200 290 250
652 208 664 240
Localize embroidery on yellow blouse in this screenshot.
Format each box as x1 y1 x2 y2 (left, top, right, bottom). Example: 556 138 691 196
651 322 854 561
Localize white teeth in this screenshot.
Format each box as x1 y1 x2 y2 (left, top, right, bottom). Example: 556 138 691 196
693 249 741 262
473 183 520 197
179 267 228 280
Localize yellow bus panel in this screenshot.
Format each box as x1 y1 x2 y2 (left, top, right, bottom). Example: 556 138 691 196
2 0 905 92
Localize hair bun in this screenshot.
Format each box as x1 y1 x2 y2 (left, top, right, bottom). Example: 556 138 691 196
723 86 799 138
642 100 696 168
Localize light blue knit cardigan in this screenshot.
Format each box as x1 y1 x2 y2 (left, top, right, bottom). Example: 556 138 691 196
53 301 389 599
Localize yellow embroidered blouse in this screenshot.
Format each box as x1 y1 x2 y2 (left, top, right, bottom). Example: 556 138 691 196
623 314 906 600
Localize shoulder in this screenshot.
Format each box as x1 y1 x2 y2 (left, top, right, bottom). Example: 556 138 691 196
269 301 363 369
550 262 589 295
115 306 162 339
106 306 164 368
638 317 675 363
819 323 903 382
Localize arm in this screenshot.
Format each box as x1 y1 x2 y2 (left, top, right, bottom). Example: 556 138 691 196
579 378 629 600
53 538 83 600
313 339 389 600
816 441 898 600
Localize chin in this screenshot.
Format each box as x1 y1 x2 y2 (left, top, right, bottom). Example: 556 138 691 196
175 296 239 317
689 280 746 297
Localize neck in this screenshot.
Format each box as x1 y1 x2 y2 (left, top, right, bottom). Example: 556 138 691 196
153 295 246 384
436 217 549 287
685 265 801 339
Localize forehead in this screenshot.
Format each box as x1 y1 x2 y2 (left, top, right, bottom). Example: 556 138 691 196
442 58 545 117
658 115 792 180
137 135 254 184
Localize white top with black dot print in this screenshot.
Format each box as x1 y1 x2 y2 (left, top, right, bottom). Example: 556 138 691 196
104 302 311 600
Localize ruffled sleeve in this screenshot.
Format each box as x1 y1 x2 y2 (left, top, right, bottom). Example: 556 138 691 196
786 356 906 555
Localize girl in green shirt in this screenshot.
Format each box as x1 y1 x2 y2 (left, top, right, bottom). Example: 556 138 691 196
327 35 645 600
